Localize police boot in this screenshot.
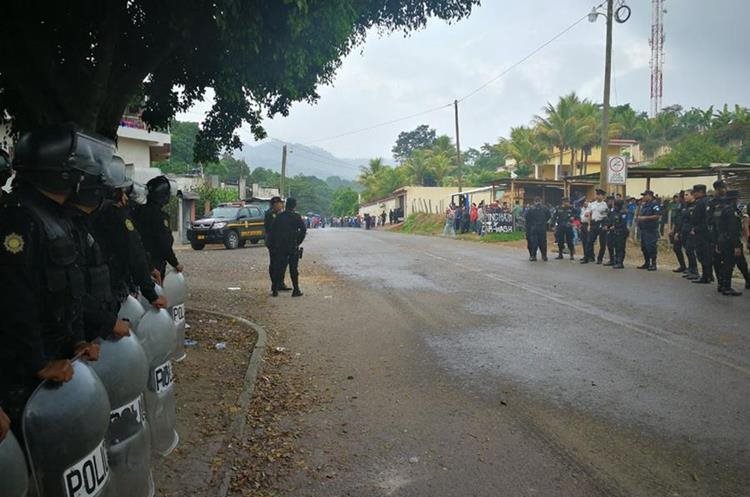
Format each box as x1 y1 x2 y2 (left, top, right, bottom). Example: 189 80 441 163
569 252 575 261
672 266 687 273
648 260 657 271
603 260 615 266
637 262 650 269
292 288 303 297
555 251 564 260
613 262 624 269
722 287 742 296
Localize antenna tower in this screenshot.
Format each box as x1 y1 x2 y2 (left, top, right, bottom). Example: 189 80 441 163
649 0 665 116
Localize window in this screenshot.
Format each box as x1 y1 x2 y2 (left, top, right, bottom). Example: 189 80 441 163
238 208 250 219
250 207 262 218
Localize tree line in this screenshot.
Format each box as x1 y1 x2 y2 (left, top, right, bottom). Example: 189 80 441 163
358 94 749 203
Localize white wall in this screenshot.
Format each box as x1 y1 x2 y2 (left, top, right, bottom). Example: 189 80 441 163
117 136 152 170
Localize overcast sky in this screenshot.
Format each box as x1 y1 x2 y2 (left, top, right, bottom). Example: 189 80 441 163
178 0 750 163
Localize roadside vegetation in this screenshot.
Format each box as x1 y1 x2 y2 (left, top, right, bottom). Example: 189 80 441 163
392 213 526 243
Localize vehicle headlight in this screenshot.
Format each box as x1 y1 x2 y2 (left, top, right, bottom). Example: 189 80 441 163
212 222 227 229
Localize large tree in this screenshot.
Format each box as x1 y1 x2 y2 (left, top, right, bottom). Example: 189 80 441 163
0 1 477 161
391 124 438 163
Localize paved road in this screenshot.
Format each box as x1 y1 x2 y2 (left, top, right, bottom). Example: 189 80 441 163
207 228 750 496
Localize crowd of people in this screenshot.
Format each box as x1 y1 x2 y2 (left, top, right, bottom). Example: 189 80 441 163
443 200 524 236
523 181 750 296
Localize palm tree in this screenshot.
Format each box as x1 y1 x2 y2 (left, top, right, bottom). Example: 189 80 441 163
535 92 581 179
403 149 431 185
500 126 550 178
428 152 455 185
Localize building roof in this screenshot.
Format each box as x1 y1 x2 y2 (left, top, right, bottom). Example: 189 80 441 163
568 163 750 181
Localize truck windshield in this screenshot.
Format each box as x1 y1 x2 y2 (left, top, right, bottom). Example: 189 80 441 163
207 207 239 219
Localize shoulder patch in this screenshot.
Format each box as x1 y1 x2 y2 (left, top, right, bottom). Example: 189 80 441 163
125 218 135 231
3 232 24 254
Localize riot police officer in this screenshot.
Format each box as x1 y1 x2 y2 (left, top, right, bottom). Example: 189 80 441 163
716 190 744 296
524 197 551 262
670 191 688 273
133 175 183 281
0 124 103 440
708 180 728 290
94 157 167 311
636 190 661 271
264 196 289 293
552 197 575 260
602 195 616 266
678 190 700 280
611 199 629 269
270 197 307 296
690 184 713 284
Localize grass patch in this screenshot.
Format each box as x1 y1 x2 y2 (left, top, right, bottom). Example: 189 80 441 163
477 231 526 243
393 213 445 235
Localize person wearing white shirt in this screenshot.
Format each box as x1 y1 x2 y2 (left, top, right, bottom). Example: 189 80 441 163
581 188 609 264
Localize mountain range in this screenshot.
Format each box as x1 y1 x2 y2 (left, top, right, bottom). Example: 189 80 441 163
236 139 388 180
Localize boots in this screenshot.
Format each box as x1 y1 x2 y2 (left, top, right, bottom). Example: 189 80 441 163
648 259 657 271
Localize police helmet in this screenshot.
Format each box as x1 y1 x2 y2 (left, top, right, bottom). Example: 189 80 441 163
13 124 114 193
146 175 171 205
104 156 133 190
68 171 108 209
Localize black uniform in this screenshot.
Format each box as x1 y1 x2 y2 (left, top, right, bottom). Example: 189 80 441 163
671 202 687 271
0 186 85 437
552 205 574 258
611 208 629 268
525 204 551 260
680 202 699 276
264 208 286 290
717 200 747 293
638 199 661 268
133 202 179 278
602 207 616 265
93 204 159 305
270 209 307 292
708 196 725 286
690 197 713 282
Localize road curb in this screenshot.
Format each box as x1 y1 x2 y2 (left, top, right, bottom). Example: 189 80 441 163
186 306 268 497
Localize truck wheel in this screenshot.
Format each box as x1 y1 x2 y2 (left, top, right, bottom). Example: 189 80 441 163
238 239 247 248
224 231 240 250
191 242 205 251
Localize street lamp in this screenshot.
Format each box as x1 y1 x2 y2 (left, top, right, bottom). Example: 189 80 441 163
589 0 631 190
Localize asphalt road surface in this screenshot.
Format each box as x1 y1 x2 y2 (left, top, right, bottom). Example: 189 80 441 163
194 228 750 497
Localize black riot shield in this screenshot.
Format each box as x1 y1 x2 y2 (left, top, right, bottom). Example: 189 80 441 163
135 308 179 456
162 271 187 362
117 295 146 333
22 361 113 497
90 334 153 497
0 431 29 497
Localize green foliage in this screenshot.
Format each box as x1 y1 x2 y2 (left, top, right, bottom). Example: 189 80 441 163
392 124 437 163
0 1 478 160
500 126 550 176
654 134 737 169
397 213 445 235
196 184 240 216
330 188 360 216
477 231 526 243
287 174 333 215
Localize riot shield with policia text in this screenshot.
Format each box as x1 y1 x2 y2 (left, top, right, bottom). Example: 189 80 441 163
135 307 179 456
22 360 113 497
90 333 154 497
117 295 147 334
162 270 187 362
0 430 29 497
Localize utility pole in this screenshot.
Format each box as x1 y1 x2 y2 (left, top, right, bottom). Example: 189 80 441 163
600 0 614 191
454 99 462 193
280 144 287 198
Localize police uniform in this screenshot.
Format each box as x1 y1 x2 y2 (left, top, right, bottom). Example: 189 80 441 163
690 190 713 283
602 199 616 265
670 199 687 272
637 193 661 270
264 202 288 291
552 202 575 259
270 199 307 296
680 200 699 278
0 186 86 438
611 203 629 269
133 200 179 279
524 202 551 261
716 191 747 295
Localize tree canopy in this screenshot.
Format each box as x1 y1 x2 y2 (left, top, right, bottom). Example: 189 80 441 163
392 124 438 163
0 1 478 161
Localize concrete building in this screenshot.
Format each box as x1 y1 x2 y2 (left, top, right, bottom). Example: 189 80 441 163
358 186 458 221
535 139 642 181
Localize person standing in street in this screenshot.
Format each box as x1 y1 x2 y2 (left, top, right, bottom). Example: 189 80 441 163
716 190 746 296
133 175 183 282
524 197 551 262
264 196 290 293
670 191 688 273
581 189 608 264
270 197 307 297
552 197 575 260
680 189 700 280
602 195 616 266
708 180 728 290
611 198 629 269
636 190 661 271
690 184 714 284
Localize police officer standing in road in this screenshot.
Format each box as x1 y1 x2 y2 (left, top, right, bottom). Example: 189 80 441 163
602 195 616 266
552 197 575 260
708 180 728 290
679 189 700 280
716 190 746 296
0 125 102 441
264 196 290 293
270 197 307 297
524 197 551 262
611 198 629 269
581 189 608 264
133 175 183 282
670 191 688 273
690 184 713 284
636 189 661 271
